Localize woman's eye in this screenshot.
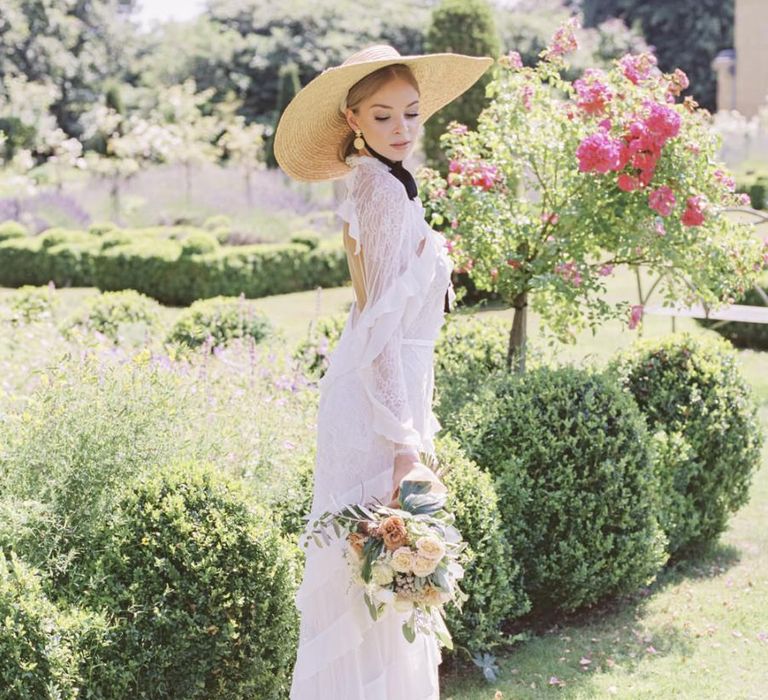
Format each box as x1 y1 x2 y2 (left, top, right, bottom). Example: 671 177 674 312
374 114 420 121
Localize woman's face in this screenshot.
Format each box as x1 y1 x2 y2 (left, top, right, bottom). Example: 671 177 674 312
344 77 421 162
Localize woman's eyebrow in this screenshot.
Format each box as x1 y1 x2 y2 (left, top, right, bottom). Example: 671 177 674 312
369 100 420 109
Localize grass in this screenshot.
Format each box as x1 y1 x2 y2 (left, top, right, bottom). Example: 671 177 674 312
1 260 766 699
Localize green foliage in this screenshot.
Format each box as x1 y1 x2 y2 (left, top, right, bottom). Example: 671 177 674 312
433 312 512 421
289 229 321 250
6 284 59 324
179 230 220 255
437 434 530 655
0 220 27 242
0 551 108 700
582 0 733 113
292 310 349 379
426 34 764 358
60 289 162 344
201 0 432 123
607 332 765 554
75 459 299 699
0 355 199 594
165 294 273 351
423 0 500 175
453 364 668 613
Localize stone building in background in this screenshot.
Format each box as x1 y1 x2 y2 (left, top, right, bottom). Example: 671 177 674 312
712 0 768 117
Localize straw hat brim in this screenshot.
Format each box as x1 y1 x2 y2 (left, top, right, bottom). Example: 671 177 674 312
274 51 495 182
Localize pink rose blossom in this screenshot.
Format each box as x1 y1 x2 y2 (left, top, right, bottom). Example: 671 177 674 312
736 192 751 206
576 132 623 173
648 185 676 216
545 17 580 59
555 261 582 286
521 84 534 110
449 123 468 135
619 52 658 84
507 50 523 69
654 220 666 236
628 304 644 329
574 71 613 115
667 68 690 97
681 195 706 226
598 264 614 276
617 173 641 192
541 211 560 225
643 101 681 143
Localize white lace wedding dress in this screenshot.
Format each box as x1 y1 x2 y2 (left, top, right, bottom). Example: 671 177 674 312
289 154 456 700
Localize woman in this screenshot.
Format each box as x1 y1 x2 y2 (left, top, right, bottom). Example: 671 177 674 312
274 44 492 700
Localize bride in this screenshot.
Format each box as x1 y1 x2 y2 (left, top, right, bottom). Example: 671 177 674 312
274 43 492 700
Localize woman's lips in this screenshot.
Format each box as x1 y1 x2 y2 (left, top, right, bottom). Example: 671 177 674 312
391 141 410 148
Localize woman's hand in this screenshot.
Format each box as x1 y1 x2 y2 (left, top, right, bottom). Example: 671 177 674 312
387 452 447 508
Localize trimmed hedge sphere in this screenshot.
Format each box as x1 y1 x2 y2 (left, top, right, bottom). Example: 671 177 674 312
60 289 162 343
608 332 764 554
0 551 107 699
436 433 530 655
78 459 299 699
165 294 273 351
453 364 668 614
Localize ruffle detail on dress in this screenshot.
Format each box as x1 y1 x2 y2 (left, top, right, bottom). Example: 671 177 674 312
335 195 361 255
320 205 439 451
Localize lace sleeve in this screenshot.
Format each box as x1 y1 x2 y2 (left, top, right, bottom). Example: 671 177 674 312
355 171 420 460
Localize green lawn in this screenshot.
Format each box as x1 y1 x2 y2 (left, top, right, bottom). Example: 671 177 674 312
1 261 766 699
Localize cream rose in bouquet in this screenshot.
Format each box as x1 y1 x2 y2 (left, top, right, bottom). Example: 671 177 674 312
306 477 467 649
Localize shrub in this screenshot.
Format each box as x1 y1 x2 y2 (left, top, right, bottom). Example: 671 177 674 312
607 332 765 554
292 310 349 379
695 270 768 351
38 227 95 249
179 230 220 255
88 220 120 236
433 313 514 424
436 433 530 655
0 220 27 242
78 459 299 699
0 550 107 699
453 364 668 613
60 289 163 344
6 284 59 324
0 354 199 593
166 294 273 351
289 229 321 250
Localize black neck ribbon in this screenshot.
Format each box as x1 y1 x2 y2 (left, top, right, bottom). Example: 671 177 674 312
364 143 418 201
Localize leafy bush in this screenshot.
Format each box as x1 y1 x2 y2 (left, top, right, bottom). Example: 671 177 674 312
0 550 107 700
0 220 27 242
289 229 321 250
6 284 59 324
166 294 273 351
78 459 299 699
292 310 349 379
433 313 514 423
607 332 764 554
60 289 162 344
179 230 220 255
0 354 199 593
88 220 120 236
38 227 95 249
453 364 668 613
695 270 768 351
437 433 530 655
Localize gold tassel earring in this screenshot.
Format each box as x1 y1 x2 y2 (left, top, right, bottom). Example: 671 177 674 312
353 129 366 150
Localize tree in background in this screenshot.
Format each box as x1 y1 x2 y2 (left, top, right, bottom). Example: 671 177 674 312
0 0 140 137
419 19 764 373
265 62 301 170
580 0 733 113
423 0 500 176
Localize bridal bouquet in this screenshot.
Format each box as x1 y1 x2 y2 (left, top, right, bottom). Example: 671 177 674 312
305 476 467 649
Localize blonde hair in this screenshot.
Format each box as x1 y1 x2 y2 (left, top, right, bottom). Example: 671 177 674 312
337 63 420 162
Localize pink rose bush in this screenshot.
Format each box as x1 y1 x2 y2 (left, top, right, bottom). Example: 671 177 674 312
417 16 764 357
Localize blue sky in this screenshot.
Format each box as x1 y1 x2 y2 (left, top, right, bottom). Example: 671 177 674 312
135 0 206 28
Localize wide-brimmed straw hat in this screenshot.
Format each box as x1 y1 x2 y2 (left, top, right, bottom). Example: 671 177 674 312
274 44 494 182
